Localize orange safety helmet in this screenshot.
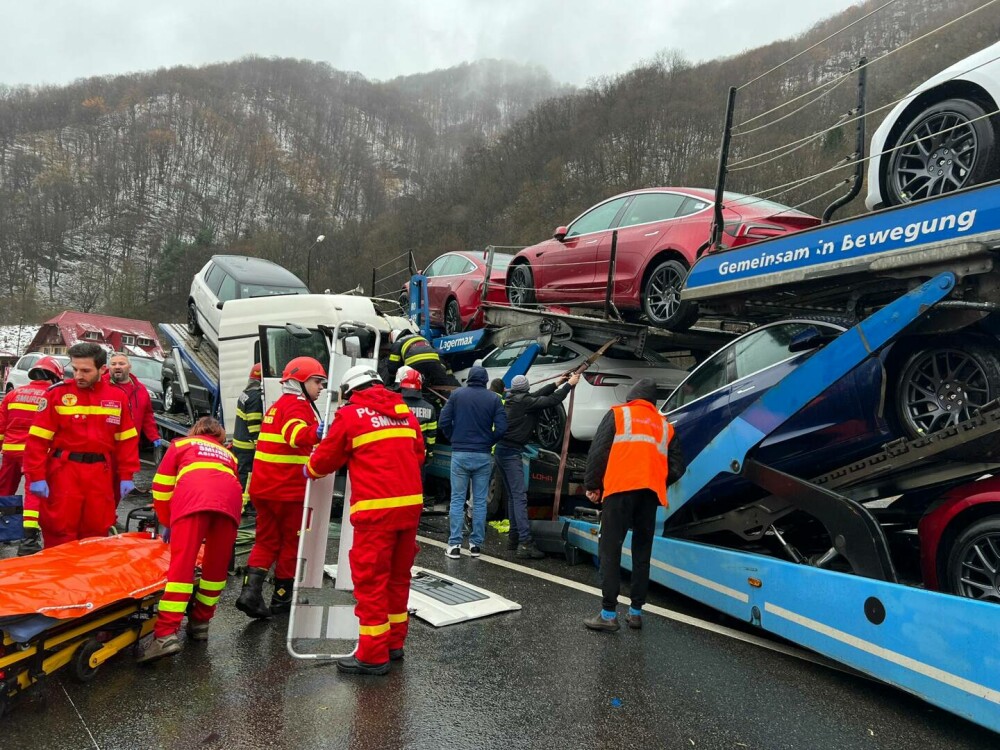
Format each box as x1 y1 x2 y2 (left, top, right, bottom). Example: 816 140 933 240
28 356 65 382
399 368 423 390
249 362 262 380
281 356 327 383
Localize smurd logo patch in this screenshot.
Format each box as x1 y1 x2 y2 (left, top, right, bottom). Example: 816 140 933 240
61 393 77 406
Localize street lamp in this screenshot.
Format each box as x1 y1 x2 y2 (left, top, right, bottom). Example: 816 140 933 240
306 234 326 289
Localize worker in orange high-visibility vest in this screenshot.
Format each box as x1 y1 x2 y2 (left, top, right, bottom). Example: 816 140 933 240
236 356 326 620
0 356 64 555
22 343 140 548
581 378 686 633
137 417 243 664
306 364 425 675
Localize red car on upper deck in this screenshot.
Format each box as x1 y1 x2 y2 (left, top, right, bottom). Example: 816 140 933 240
505 188 819 330
403 250 514 334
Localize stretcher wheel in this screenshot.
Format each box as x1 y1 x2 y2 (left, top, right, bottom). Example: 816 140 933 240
71 639 103 683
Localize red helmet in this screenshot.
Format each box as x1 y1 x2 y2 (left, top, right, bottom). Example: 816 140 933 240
281 356 326 383
249 362 262 380
28 356 64 382
400 369 423 390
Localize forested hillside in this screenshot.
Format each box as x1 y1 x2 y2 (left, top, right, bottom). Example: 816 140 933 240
1 0 997 324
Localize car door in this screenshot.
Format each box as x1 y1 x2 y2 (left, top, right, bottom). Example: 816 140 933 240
661 342 736 460
536 197 629 303
205 272 237 340
601 192 692 297
422 255 457 323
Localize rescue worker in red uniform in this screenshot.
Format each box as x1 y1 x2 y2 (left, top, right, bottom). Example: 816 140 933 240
306 364 425 675
22 343 140 548
138 417 243 663
104 352 164 506
236 356 326 620
0 356 64 555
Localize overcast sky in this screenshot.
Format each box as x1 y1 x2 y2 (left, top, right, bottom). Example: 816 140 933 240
2 1 862 88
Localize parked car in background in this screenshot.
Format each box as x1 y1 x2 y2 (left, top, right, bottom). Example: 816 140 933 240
660 317 1000 603
402 250 514 334
454 339 688 450
4 353 71 392
160 354 214 418
505 188 818 331
188 255 310 348
866 41 1000 210
127 355 165 412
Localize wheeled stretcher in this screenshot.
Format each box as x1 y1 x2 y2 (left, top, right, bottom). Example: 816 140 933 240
0 533 170 718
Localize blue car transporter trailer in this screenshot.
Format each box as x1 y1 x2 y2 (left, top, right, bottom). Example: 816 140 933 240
154 323 222 438
564 273 1000 733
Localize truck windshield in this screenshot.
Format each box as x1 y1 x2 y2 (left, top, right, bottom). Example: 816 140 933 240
262 327 329 378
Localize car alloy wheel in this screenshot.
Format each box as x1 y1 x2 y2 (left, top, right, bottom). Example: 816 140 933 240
946 517 1000 603
534 405 566 452
507 264 535 306
444 299 462 335
642 259 697 330
886 98 998 205
187 302 202 336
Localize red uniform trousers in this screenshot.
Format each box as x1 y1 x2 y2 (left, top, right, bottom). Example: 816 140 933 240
40 456 115 547
351 525 420 664
0 452 24 495
247 499 303 579
155 511 238 638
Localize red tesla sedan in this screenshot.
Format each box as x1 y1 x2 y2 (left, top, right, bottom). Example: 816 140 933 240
403 250 514 334
505 188 819 330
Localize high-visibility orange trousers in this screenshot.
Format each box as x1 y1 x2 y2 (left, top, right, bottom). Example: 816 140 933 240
39 457 115 547
155 511 239 638
350 525 419 665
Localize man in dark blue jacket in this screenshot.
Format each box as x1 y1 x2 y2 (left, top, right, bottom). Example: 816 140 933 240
439 366 507 558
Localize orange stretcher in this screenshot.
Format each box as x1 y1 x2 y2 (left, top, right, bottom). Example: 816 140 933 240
0 533 170 718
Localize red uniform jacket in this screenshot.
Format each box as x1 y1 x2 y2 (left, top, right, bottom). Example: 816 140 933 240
249 392 321 502
0 381 49 454
307 384 425 531
102 373 160 443
22 380 140 483
151 436 243 526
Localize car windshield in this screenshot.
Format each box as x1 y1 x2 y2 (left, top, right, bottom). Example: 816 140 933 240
243 284 308 298
129 358 163 380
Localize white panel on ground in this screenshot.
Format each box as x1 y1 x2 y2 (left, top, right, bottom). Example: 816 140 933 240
323 565 520 627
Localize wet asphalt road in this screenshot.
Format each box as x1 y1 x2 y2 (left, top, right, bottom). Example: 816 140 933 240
2 484 998 748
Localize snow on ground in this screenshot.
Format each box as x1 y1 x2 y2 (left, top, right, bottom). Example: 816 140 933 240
0 324 40 357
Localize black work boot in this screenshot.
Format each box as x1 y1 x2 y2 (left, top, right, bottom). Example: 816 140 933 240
336 655 390 675
17 528 42 556
270 578 294 615
235 567 272 619
506 531 520 551
515 541 545 560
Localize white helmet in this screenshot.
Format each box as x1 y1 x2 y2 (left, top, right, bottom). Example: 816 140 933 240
390 328 413 344
340 364 382 396
395 365 414 385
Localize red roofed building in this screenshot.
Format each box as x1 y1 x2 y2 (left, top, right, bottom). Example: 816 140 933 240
27 311 163 360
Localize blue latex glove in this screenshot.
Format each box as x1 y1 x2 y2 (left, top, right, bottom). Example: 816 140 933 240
153 438 166 448
159 526 171 543
29 480 49 498
316 421 326 439
120 480 136 497
302 465 311 479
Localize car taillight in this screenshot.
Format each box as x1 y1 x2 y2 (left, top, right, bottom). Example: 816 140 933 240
726 222 790 244
582 373 632 387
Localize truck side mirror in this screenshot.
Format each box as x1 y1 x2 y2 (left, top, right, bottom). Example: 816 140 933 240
344 336 362 358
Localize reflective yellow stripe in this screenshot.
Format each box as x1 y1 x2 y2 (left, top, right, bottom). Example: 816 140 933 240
115 427 138 441
248 425 261 435
254 452 309 464
306 461 324 479
153 473 177 486
288 422 308 448
54 405 121 416
152 490 173 502
2 443 26 452
23 519 40 530
257 433 287 444
158 600 189 613
389 353 402 362
358 621 391 637
165 582 194 594
176 462 236 482
394 404 410 414
29 426 55 440
236 409 263 420
23 510 39 519
388 612 408 624
281 418 307 441
232 438 255 450
422 421 437 431
405 352 439 365
426 437 437 445
8 402 39 411
199 579 227 592
352 428 417 449
400 338 421 357
195 592 221 606
351 494 423 514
